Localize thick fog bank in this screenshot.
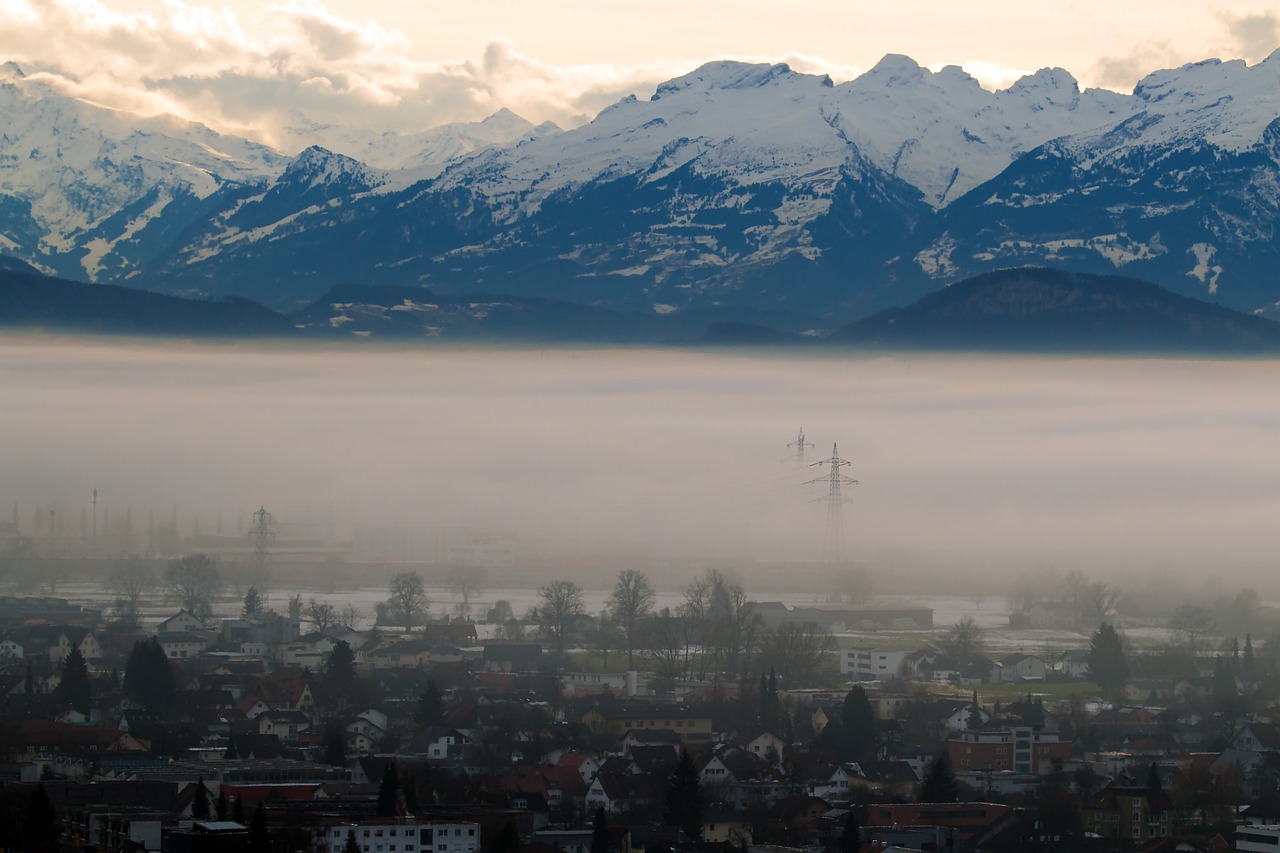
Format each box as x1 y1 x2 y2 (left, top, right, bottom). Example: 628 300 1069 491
2 337 1276 591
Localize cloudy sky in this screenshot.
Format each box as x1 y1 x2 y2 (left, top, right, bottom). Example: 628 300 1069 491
2 0 1278 146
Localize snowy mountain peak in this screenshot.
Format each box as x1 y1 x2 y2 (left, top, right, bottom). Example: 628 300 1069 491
480 107 529 130
1 61 24 80
281 145 385 192
934 65 982 87
862 54 928 86
653 61 817 99
1008 67 1080 98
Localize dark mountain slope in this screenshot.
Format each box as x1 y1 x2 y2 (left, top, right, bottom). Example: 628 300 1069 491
830 267 1280 353
0 269 292 336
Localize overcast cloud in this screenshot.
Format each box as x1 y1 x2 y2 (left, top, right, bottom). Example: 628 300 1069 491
3 0 1274 151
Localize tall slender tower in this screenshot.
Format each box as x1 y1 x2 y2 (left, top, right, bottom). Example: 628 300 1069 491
248 506 275 593
804 443 858 564
788 428 815 466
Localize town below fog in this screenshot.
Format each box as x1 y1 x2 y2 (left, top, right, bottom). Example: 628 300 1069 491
0 517 1277 852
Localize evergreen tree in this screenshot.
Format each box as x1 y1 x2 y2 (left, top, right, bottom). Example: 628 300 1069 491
1245 633 1257 680
404 772 419 815
224 734 239 760
492 821 522 853
839 810 862 853
56 646 92 716
216 788 229 821
918 751 959 803
377 761 402 816
324 722 347 768
415 679 446 729
840 685 878 762
233 796 246 825
248 802 270 853
326 640 357 685
243 586 264 617
123 637 176 712
759 668 781 732
1087 623 1129 694
345 829 361 853
1146 762 1163 792
23 782 58 851
666 748 704 840
590 806 611 853
191 777 211 820
1033 758 1077 836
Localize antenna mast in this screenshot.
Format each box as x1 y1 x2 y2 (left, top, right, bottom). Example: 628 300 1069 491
804 443 859 564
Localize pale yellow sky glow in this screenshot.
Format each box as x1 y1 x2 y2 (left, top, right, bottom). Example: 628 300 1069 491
2 0 1278 142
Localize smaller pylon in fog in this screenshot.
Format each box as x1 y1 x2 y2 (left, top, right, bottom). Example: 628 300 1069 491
248 506 275 593
804 443 859 565
788 427 815 466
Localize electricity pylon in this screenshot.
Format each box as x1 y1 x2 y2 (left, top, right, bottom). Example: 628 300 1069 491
788 427 815 466
247 506 275 594
805 444 858 564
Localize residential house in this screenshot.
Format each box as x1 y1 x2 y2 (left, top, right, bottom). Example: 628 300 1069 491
257 710 310 742
580 701 713 744
745 730 786 761
998 653 1048 683
949 727 1071 775
157 610 204 635
1059 649 1092 679
370 640 432 670
1082 775 1175 843
158 632 208 660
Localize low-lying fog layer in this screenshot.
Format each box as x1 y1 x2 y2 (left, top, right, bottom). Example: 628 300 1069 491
3 337 1277 589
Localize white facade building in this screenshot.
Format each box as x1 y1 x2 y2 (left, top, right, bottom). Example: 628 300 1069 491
317 822 480 853
841 648 907 681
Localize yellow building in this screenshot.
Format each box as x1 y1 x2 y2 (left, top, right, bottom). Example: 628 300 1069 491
581 702 713 744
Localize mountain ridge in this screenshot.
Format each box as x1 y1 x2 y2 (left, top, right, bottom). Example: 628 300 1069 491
1 52 1278 321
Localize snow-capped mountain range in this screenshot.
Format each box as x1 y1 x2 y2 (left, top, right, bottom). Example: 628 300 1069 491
2 51 1278 320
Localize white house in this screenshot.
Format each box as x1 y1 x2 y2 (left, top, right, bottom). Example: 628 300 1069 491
998 653 1048 683
157 610 204 634
158 632 208 660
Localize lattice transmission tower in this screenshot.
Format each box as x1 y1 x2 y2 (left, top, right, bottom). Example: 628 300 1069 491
804 444 858 564
788 427 814 466
247 506 275 593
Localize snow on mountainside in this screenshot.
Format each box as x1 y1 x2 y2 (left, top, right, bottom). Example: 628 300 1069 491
3 52 1280 320
0 63 286 278
274 107 557 172
1063 50 1280 159
422 57 1136 213
829 56 1132 205
0 60 547 280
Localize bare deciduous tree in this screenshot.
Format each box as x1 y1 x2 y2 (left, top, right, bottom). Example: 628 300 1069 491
107 554 154 627
608 569 655 669
384 571 429 629
447 565 486 620
760 621 835 689
306 599 339 631
162 554 222 622
536 580 586 658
